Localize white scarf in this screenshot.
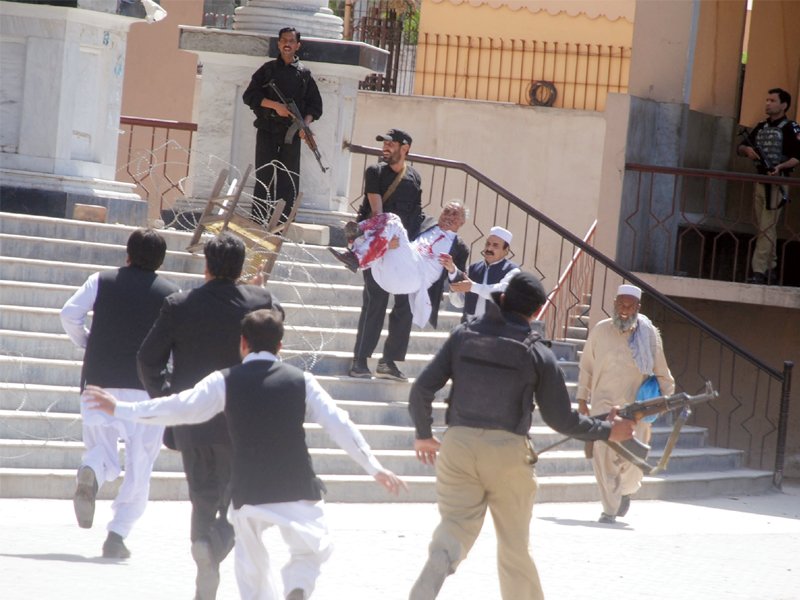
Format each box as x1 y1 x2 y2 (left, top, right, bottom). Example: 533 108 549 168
628 314 658 375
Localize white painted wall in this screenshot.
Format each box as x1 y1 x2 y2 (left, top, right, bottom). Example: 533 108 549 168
351 92 606 242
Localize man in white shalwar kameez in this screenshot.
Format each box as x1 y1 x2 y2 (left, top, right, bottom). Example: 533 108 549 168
83 308 405 600
60 228 178 558
577 284 675 524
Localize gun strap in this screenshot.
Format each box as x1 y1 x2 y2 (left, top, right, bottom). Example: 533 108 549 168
605 441 653 475
382 164 407 204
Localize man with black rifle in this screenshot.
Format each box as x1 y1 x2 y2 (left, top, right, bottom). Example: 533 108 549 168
242 26 323 225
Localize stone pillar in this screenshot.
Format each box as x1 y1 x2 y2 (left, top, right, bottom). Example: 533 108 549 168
182 0 387 227
233 0 343 39
0 1 148 225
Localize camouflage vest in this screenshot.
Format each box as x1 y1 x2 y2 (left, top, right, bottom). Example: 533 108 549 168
755 118 788 167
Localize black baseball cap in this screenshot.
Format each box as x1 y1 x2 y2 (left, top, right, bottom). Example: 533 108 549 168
503 272 547 315
376 128 412 145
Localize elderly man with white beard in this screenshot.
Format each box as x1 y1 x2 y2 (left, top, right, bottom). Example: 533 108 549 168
576 284 675 524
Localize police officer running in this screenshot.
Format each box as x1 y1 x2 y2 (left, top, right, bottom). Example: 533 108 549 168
407 271 636 600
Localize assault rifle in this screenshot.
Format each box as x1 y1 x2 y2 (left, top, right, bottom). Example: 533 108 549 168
539 381 718 474
267 81 328 173
738 126 777 173
599 381 717 474
738 126 789 208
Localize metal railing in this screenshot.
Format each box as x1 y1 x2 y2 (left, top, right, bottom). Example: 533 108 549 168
414 35 630 111
346 143 793 487
623 164 800 286
535 221 596 340
117 116 198 220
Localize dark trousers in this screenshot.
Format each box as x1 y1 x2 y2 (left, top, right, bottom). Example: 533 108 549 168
252 126 301 225
353 268 412 362
181 444 235 562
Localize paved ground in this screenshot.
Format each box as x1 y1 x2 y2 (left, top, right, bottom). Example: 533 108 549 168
1 482 798 600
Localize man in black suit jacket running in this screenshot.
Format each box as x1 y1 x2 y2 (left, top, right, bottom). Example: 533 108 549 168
137 232 282 600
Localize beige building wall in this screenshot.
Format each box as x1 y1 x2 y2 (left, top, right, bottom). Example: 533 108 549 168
415 0 634 109
120 0 203 122
689 0 747 119
351 91 606 282
739 0 800 126
419 0 634 44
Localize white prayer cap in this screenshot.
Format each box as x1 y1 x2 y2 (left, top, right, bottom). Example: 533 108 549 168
489 226 513 246
617 284 642 299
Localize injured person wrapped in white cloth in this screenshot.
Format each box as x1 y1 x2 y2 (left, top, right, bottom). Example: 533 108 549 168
330 212 458 327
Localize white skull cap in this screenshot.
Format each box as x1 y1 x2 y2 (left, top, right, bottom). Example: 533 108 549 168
489 226 512 246
617 284 642 299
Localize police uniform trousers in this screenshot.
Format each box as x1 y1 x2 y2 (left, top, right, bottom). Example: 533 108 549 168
427 426 543 600
751 182 785 276
590 419 652 516
229 500 333 600
79 387 164 537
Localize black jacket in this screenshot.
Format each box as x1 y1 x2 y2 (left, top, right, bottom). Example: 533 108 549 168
137 278 282 450
409 299 612 441
242 57 323 131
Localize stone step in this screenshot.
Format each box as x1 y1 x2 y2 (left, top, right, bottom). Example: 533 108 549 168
0 330 85 361
0 233 206 275
0 256 205 289
280 349 579 380
0 211 341 264
0 408 709 452
0 374 449 405
0 356 576 402
0 279 367 311
0 213 772 505
0 467 773 503
0 255 363 289
566 325 588 340
0 326 453 360
0 345 494 384
0 302 465 340
0 213 196 251
0 439 742 477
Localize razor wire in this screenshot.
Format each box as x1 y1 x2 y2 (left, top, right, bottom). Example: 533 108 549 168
0 143 360 464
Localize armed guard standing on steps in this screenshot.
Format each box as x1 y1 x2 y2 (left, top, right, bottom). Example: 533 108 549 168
407 272 635 600
242 26 323 225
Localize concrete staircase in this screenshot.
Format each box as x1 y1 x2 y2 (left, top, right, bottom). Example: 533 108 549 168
0 212 773 503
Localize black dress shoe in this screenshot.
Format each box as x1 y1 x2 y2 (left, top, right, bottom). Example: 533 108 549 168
102 532 131 559
73 465 98 529
598 512 616 524
376 360 408 382
747 272 767 285
328 247 359 273
617 494 631 517
349 359 373 379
